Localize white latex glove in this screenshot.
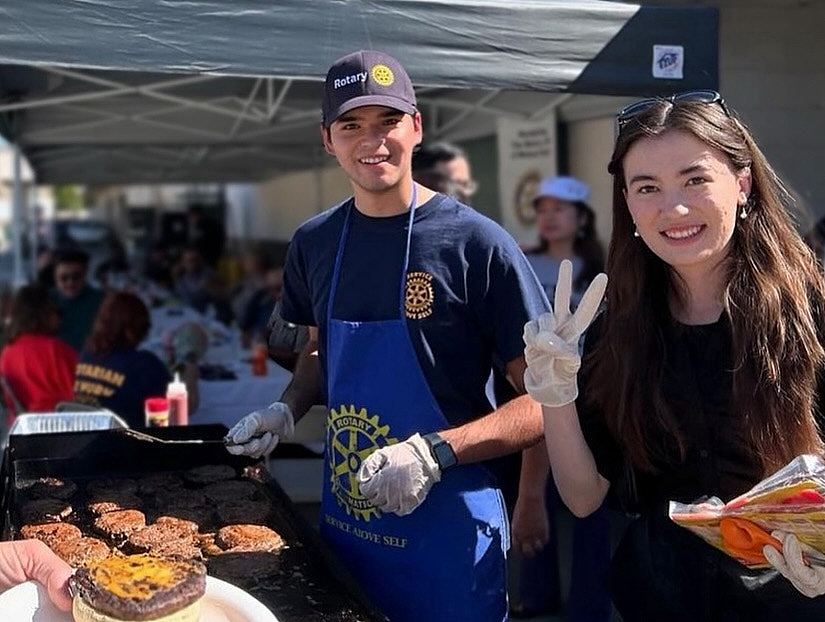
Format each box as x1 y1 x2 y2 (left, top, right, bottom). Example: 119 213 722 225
225 402 295 458
523 260 607 407
764 530 825 598
357 433 441 516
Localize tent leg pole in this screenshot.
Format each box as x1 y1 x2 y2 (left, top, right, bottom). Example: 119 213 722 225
12 145 25 288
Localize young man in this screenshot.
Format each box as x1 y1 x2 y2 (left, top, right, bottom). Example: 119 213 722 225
228 50 548 622
50 248 104 352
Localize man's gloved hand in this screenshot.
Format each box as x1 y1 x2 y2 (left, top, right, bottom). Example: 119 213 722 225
764 530 825 598
225 402 295 458
357 433 441 516
523 260 607 407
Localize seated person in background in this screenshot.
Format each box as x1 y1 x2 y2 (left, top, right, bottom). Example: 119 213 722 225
74 292 199 427
144 243 175 293
0 285 77 418
174 246 227 318
50 248 105 352
231 248 270 325
239 266 282 348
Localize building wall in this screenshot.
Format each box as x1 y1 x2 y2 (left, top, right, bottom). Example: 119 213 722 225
649 0 825 229
566 116 616 248
245 165 351 241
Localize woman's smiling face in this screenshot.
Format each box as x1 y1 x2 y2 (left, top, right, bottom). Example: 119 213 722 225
622 129 751 274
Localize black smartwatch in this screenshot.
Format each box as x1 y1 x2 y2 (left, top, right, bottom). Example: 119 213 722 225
422 432 458 471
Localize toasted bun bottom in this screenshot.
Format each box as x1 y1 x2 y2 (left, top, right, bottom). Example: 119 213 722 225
72 595 202 622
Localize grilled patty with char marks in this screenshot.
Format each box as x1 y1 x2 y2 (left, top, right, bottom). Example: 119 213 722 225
71 554 206 621
20 522 82 546
51 536 110 567
94 509 146 543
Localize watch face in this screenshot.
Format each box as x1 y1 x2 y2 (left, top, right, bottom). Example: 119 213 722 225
433 440 457 469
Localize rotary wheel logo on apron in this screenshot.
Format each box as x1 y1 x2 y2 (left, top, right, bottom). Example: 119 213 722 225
327 405 399 521
405 271 434 319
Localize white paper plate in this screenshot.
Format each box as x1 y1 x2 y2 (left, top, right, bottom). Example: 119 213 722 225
0 575 278 622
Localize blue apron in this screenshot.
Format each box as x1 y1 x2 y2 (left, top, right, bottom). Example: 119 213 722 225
320 191 509 622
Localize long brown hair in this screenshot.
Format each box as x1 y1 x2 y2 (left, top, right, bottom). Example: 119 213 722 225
84 292 150 356
587 98 825 476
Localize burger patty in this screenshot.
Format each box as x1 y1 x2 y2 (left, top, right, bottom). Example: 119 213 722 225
19 498 73 524
202 480 260 503
86 477 138 499
126 518 198 551
71 554 207 621
154 516 199 534
94 509 146 542
87 494 143 516
184 464 236 486
51 536 110 567
155 505 210 526
22 477 78 500
138 537 204 561
215 524 285 553
19 522 82 546
215 499 271 526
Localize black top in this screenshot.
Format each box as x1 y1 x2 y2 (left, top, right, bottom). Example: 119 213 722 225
579 315 781 511
578 313 825 620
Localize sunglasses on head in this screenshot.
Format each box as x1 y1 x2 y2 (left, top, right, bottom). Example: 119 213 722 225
616 90 731 129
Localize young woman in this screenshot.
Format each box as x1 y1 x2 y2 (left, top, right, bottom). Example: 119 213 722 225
0 285 77 418
523 92 825 620
74 292 198 427
525 175 605 308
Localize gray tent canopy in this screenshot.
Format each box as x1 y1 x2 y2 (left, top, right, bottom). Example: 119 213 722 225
0 0 718 184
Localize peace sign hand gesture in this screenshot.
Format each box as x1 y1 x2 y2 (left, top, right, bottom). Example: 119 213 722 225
523 260 608 407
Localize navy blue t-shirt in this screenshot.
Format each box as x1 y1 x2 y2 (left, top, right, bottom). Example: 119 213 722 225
74 349 171 428
282 193 549 426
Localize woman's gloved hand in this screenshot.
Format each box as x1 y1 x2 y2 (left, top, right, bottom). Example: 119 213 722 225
225 402 295 458
357 434 441 516
523 260 607 407
764 530 825 598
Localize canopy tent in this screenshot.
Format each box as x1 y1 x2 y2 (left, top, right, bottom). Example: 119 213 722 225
0 0 719 184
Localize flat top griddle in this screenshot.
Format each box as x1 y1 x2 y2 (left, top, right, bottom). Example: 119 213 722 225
1 426 387 622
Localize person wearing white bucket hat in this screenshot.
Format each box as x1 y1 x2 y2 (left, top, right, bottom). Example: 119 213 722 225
510 175 611 620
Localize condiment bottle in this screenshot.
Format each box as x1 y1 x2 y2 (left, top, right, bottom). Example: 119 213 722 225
144 397 170 427
166 372 188 425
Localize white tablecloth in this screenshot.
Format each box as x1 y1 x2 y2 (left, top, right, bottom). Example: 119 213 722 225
193 360 292 430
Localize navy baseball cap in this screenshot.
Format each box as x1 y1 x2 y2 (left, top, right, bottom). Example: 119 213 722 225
322 50 417 127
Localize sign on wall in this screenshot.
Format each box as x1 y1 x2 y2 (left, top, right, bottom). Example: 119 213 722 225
495 115 556 246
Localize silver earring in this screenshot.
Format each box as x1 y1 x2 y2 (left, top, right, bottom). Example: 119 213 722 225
739 205 748 220
633 227 640 238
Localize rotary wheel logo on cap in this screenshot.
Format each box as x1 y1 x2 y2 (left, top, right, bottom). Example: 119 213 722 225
371 64 395 87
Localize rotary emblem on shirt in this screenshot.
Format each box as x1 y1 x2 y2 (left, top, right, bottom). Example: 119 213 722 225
327 405 398 522
371 64 395 87
405 271 434 319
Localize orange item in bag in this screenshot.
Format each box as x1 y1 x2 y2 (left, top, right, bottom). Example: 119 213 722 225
720 517 781 565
